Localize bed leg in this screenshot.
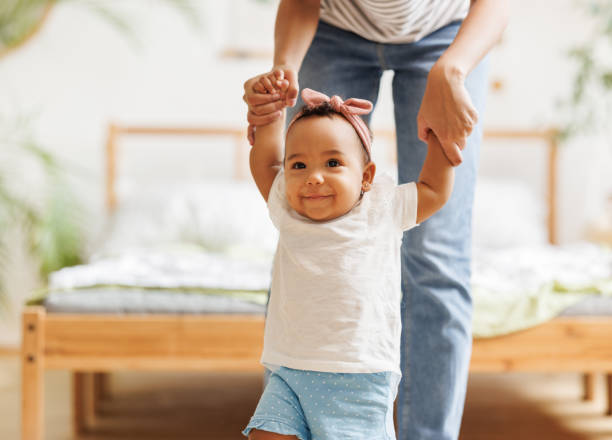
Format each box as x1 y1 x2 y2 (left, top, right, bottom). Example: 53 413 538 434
73 372 85 435
73 372 96 434
606 373 611 416
583 373 596 401
93 372 111 415
22 307 45 440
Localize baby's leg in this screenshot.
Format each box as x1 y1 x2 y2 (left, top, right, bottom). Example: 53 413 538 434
249 429 299 440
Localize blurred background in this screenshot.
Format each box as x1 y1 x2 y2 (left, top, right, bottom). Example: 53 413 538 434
1 0 611 345
0 0 611 438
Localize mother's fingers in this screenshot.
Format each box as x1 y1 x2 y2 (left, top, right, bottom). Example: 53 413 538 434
468 106 479 127
250 99 286 116
455 135 467 152
247 110 282 126
463 118 475 138
282 69 299 107
243 92 280 106
440 141 464 167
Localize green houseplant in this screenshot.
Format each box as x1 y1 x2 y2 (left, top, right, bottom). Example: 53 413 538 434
559 0 612 141
0 116 85 315
0 0 200 315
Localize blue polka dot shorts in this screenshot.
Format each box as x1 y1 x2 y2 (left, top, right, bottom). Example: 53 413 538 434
242 366 400 440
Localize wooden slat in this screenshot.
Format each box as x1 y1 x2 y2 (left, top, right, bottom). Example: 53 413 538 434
583 373 596 401
40 311 612 374
471 317 612 372
117 126 246 136
93 372 110 410
48 358 264 372
548 135 559 244
72 372 89 436
44 314 265 372
105 122 118 213
21 307 45 440
607 374 612 415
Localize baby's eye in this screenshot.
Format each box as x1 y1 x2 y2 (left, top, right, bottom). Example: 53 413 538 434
292 162 306 169
327 159 340 167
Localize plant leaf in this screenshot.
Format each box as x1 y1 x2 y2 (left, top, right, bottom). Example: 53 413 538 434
160 0 201 29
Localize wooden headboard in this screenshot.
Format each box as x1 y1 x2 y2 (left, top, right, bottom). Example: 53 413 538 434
104 124 559 244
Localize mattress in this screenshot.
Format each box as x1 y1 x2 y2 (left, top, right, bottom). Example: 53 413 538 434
29 243 612 339
560 295 612 316
43 288 267 314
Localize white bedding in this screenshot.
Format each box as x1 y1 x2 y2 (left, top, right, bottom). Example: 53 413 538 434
472 242 612 294
49 241 611 298
43 240 612 336
471 242 612 337
40 177 612 337
50 244 272 293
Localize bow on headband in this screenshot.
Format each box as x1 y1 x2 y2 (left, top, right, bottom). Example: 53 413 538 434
287 88 374 160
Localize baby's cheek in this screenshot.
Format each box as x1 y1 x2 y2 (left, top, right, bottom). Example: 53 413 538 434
346 189 362 207
285 189 301 210
344 177 363 199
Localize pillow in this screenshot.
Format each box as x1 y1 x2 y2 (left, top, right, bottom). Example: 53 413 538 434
472 177 548 248
96 176 545 257
95 179 278 258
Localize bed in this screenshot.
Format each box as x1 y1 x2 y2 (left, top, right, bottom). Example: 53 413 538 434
20 124 612 440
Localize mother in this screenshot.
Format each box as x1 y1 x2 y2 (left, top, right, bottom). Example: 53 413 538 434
243 1 509 439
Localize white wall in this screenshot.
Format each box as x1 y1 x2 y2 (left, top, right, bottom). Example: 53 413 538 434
0 0 610 345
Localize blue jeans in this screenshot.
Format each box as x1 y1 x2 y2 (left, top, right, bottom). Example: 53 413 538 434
273 20 488 440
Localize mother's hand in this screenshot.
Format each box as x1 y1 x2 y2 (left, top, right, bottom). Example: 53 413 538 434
417 62 478 166
243 66 299 144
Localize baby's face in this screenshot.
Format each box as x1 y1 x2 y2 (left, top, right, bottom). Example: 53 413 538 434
284 115 375 222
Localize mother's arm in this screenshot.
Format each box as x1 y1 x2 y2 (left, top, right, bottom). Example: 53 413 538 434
244 0 320 131
417 0 510 166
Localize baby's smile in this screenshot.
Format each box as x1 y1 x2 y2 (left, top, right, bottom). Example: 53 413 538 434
302 193 333 200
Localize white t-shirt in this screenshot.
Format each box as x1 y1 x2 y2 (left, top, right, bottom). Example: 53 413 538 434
261 171 419 375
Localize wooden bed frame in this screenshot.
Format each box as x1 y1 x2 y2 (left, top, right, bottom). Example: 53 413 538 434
21 124 612 440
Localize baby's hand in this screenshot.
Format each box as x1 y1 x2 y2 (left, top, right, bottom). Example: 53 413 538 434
248 70 289 144
253 70 290 99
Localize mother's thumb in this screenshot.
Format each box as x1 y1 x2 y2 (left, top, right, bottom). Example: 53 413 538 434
417 116 431 143
285 70 299 107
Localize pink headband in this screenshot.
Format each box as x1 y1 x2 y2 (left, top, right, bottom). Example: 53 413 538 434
287 88 373 160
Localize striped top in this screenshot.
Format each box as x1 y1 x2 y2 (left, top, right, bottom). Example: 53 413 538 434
320 0 470 44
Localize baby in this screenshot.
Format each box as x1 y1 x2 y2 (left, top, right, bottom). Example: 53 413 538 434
243 71 455 440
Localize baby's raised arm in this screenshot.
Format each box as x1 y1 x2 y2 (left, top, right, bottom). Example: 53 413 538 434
415 133 455 223
249 71 289 201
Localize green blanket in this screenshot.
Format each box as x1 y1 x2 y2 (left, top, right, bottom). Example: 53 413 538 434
472 278 612 338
